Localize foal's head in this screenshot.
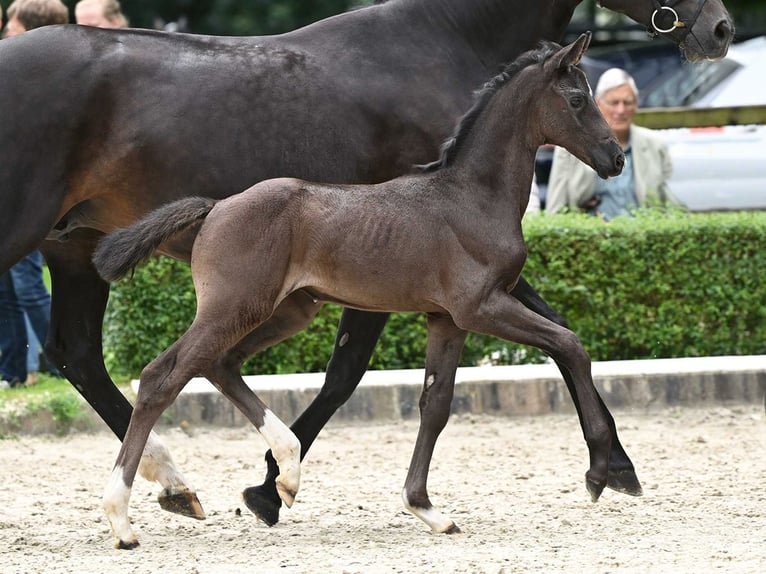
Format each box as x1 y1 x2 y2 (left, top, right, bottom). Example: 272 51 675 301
419 34 624 180
529 33 624 179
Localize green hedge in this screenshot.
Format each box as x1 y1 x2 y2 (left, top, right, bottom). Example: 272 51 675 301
521 209 766 360
103 210 766 378
102 262 515 378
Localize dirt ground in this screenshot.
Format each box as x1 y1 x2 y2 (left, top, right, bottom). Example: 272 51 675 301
1 405 764 574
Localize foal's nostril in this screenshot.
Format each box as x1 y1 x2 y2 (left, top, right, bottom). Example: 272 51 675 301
614 152 625 172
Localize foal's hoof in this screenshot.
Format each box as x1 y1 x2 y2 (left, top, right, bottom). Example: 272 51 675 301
443 523 462 535
276 482 297 509
607 468 643 497
243 485 281 527
116 538 140 550
158 488 206 520
585 474 607 503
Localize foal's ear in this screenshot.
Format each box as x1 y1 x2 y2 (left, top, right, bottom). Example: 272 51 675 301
550 32 592 71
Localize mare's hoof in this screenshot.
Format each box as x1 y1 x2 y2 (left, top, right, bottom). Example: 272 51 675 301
607 468 643 497
117 539 140 550
243 485 281 527
585 474 606 503
443 523 462 535
158 488 206 520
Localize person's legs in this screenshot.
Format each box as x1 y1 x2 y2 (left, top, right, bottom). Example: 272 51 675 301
9 252 52 355
0 271 29 384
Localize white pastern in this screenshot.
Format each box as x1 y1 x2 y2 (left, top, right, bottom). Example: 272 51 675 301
138 431 192 494
258 410 301 507
401 488 457 533
103 466 137 547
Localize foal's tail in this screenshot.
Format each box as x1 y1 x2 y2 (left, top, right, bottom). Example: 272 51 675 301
93 196 217 282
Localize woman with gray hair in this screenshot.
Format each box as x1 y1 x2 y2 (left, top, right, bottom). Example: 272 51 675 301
546 67 675 220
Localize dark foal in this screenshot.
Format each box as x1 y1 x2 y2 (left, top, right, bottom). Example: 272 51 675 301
0 0 734 525
94 34 624 548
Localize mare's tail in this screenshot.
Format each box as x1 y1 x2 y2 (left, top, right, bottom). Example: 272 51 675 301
93 196 216 282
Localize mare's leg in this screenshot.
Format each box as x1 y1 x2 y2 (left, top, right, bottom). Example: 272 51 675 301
456 289 612 501
510 276 641 495
402 314 467 533
41 232 202 519
248 308 390 525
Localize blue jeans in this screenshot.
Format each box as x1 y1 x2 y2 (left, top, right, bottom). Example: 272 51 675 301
0 252 52 383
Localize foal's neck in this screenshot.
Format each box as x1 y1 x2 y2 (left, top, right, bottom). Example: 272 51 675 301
448 88 540 211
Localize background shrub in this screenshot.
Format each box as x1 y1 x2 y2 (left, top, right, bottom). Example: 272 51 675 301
103 210 766 378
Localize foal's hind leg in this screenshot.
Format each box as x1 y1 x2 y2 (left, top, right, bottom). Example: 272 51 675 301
203 366 302 509
248 308 390 525
102 304 288 548
202 293 324 516
402 314 467 533
43 234 202 519
510 277 642 496
103 326 223 549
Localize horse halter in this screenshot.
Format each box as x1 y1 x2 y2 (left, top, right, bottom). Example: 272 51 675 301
647 0 708 40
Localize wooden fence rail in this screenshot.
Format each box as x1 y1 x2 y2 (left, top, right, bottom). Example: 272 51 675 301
635 105 766 129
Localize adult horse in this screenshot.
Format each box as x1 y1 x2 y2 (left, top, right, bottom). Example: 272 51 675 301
0 0 733 523
94 33 623 548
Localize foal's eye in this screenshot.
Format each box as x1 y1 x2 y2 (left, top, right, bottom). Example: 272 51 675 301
569 95 585 109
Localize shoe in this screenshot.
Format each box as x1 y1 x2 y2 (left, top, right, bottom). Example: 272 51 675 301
25 372 39 386
0 377 23 389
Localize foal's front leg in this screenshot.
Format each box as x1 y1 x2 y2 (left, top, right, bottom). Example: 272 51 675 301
402 314 467 533
457 289 612 501
510 277 642 496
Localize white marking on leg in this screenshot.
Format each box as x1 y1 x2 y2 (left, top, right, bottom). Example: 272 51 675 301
103 466 137 548
258 409 301 507
425 373 435 388
402 487 457 533
339 332 350 347
139 431 193 493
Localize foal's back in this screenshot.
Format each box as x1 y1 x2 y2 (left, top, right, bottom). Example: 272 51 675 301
193 174 474 314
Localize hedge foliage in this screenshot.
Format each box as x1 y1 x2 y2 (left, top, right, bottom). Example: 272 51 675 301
102 210 766 378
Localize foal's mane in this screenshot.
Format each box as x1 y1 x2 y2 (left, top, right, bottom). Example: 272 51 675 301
417 41 559 173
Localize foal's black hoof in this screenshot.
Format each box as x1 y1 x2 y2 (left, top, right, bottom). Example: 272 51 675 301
117 539 140 550
607 468 643 497
585 474 606 503
243 485 281 527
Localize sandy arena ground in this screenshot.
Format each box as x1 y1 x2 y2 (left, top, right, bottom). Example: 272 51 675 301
1 405 764 574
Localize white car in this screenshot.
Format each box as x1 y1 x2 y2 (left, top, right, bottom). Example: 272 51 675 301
657 124 766 211
644 37 766 211
643 36 766 109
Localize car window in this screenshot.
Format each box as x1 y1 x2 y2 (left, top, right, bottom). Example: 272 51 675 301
643 59 741 108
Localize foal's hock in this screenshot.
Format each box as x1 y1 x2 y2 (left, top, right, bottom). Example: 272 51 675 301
94 34 625 548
